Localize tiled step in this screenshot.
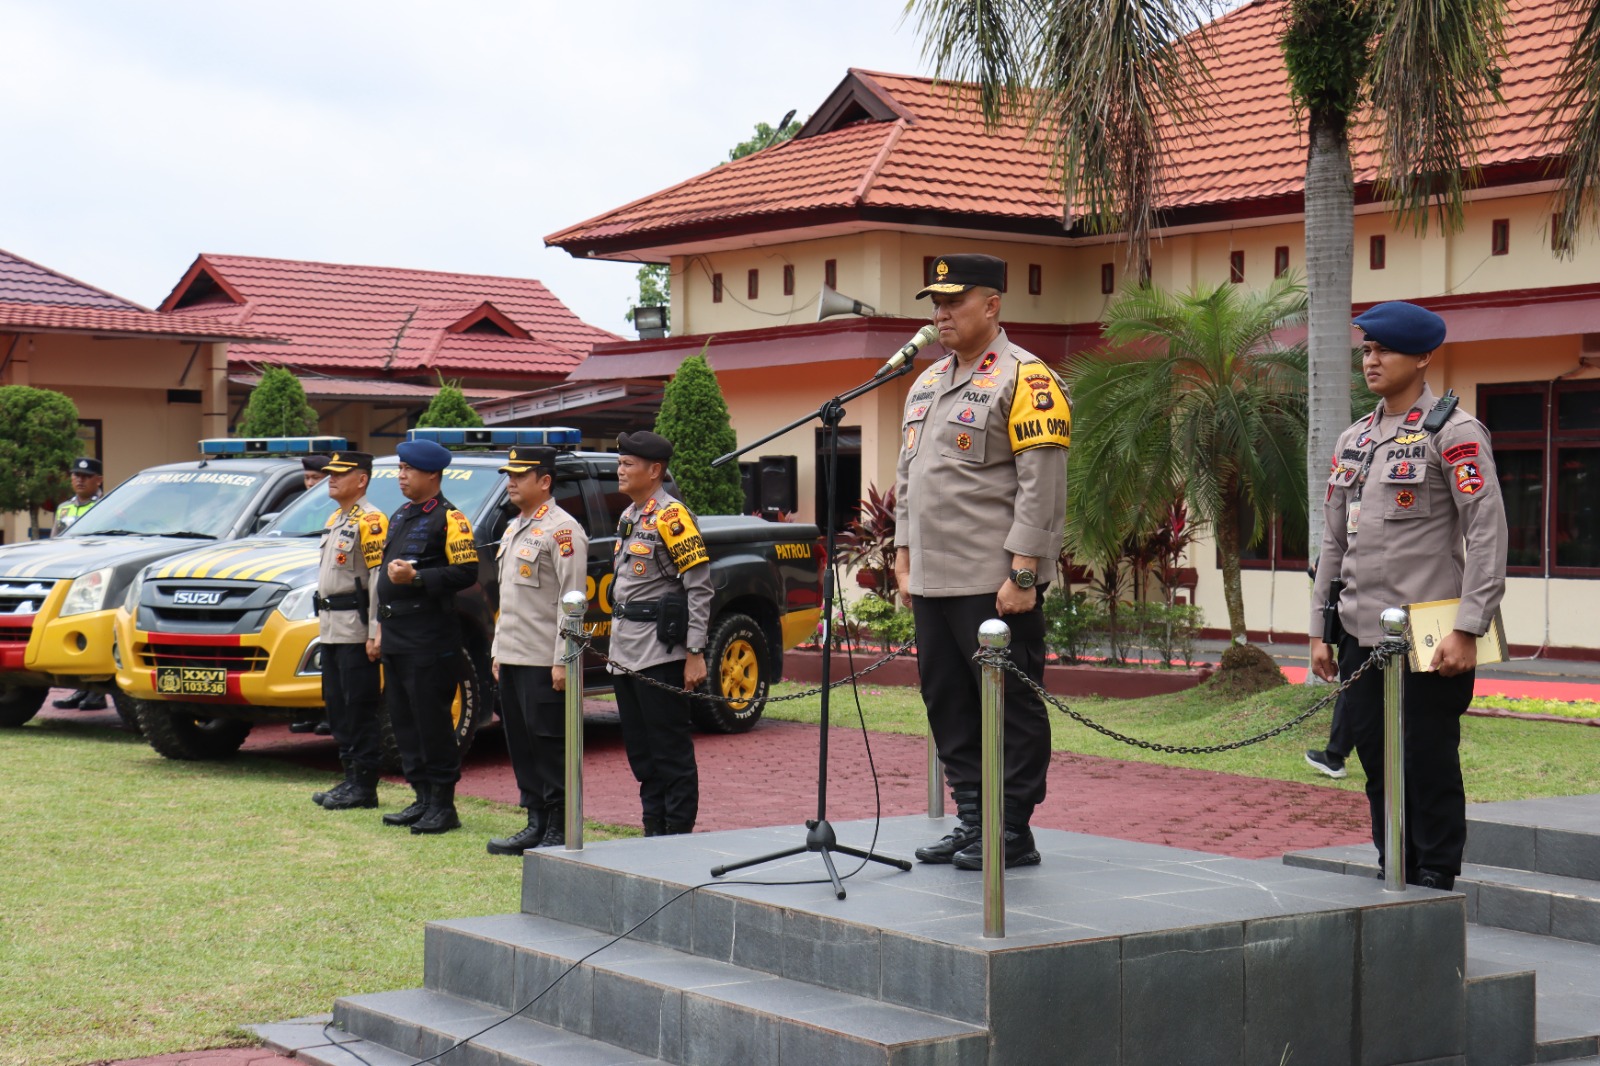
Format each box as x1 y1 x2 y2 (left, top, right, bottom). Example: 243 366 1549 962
1468 796 1600 881
1283 843 1600 946
413 911 988 1066
1467 925 1600 1063
1465 960 1537 1066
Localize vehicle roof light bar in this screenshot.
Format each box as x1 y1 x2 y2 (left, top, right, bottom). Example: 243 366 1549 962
405 427 582 449
198 436 349 457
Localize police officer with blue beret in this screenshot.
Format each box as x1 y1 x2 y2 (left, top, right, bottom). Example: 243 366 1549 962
376 439 481 835
1310 300 1507 890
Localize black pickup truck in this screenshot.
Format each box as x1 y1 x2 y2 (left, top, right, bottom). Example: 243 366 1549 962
112 438 824 763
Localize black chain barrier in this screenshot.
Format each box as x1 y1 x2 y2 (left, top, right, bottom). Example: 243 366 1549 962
971 639 1409 756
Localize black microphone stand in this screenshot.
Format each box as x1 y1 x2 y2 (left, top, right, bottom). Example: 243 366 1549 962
707 359 918 898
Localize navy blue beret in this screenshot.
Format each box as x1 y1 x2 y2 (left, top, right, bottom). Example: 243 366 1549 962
1353 301 1446 355
395 439 453 472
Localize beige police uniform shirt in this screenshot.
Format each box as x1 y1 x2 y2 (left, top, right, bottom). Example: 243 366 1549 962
608 487 714 672
1311 384 1509 647
492 500 589 668
317 497 386 643
894 328 1071 597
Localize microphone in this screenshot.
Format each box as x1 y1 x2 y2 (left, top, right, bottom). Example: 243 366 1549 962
874 324 941 378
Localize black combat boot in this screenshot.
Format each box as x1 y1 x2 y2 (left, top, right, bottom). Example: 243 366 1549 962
952 802 1042 870
1415 868 1457 891
487 807 547 855
663 821 694 836
914 789 982 864
52 689 87 709
538 805 565 847
642 817 667 837
382 784 431 827
79 692 108 711
324 768 379 810
312 763 354 807
412 783 461 835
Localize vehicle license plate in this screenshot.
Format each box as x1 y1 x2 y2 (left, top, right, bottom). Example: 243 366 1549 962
155 666 228 697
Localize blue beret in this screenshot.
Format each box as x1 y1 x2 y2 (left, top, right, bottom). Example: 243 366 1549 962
395 439 453 472
1352 301 1446 355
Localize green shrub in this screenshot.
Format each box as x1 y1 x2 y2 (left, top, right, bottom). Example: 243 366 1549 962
847 593 916 653
1042 588 1101 663
236 365 317 436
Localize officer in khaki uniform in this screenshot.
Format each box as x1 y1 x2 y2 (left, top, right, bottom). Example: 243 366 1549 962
894 253 1070 871
487 446 589 855
309 451 387 810
1310 301 1508 890
609 430 713 836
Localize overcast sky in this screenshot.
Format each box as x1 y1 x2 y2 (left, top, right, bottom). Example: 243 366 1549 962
0 1 930 336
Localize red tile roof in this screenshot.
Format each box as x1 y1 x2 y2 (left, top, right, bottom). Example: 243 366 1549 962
0 300 283 343
0 247 146 311
227 374 523 403
548 0 1575 255
159 255 620 379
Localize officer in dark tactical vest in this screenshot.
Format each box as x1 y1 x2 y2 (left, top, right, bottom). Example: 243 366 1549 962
376 439 480 835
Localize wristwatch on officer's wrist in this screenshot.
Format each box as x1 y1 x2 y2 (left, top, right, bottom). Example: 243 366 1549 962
1008 568 1037 589
687 646 705 655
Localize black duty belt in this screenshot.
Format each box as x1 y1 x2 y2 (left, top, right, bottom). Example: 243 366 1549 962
377 599 434 621
313 592 362 613
614 599 661 622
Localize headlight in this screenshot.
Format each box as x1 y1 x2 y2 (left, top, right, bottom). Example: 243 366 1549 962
277 583 318 622
60 568 115 617
123 570 146 614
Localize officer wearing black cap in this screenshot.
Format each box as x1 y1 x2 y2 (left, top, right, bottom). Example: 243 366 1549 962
302 454 332 491
608 429 712 836
51 455 107 711
893 253 1071 870
1310 300 1507 890
376 438 480 835
309 452 388 811
487 446 589 855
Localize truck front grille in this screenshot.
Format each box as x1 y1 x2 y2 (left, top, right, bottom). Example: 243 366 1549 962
137 643 269 672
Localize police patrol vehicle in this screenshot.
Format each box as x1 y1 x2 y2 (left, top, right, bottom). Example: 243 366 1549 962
112 428 826 764
0 437 343 729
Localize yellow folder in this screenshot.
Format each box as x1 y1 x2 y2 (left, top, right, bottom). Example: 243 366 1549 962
1404 598 1508 672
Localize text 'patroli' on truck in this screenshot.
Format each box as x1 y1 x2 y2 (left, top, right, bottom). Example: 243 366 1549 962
111 428 825 763
0 437 348 729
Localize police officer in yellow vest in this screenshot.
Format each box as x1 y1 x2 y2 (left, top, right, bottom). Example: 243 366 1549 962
894 253 1071 870
609 430 712 836
51 456 107 711
487 445 589 854
309 451 388 811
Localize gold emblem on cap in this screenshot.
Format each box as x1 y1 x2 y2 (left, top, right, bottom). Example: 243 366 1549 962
936 259 949 278
329 453 342 463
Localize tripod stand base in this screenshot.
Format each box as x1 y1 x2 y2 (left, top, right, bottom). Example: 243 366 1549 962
710 818 912 899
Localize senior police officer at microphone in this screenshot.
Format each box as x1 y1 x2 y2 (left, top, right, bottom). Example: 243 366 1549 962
894 253 1071 870
1310 301 1507 890
376 438 480 835
487 446 588 855
609 430 712 836
309 451 387 810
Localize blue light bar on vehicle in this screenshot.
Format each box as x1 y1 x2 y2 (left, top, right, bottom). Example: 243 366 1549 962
198 436 350 457
405 427 583 449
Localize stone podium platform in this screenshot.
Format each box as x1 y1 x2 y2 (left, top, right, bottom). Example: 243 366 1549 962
258 816 1518 1066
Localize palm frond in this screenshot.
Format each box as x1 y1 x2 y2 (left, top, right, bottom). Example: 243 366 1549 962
908 0 1039 125
1550 0 1600 258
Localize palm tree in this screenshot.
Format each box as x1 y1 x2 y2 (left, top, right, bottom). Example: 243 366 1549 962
1065 276 1310 642
910 0 1510 572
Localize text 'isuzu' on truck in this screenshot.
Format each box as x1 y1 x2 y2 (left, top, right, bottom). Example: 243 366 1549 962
111 428 826 763
0 437 348 729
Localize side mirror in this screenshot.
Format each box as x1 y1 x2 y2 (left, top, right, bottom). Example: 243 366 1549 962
255 512 281 533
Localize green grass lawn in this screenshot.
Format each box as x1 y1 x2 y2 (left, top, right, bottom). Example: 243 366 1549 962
0 717 626 1066
766 678 1600 802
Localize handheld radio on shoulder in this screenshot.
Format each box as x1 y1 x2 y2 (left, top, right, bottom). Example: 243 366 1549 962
1421 389 1459 433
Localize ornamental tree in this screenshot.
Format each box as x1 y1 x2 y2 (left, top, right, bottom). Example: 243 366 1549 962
654 346 742 515
236 365 319 436
416 376 483 429
0 386 83 531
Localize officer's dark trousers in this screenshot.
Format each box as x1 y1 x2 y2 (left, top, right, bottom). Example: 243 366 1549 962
382 650 462 787
500 664 563 811
1325 692 1355 759
321 642 383 775
1339 635 1474 877
613 661 699 828
911 591 1051 817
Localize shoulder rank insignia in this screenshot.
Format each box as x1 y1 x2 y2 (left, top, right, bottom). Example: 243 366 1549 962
532 503 549 520
976 351 998 374
1008 361 1072 454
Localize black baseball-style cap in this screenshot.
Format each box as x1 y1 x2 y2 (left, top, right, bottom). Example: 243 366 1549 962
915 253 1008 299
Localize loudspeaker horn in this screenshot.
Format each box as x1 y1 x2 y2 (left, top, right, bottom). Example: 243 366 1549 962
816 284 876 321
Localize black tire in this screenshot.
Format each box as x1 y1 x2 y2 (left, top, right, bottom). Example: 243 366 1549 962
690 612 771 734
374 647 483 773
110 691 143 733
135 700 253 760
0 683 47 727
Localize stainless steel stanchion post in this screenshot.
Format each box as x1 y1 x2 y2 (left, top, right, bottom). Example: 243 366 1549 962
978 618 1011 939
1380 606 1409 892
562 591 587 851
927 736 944 818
